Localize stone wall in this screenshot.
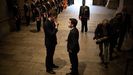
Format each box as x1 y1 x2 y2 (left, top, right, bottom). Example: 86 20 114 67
0 0 10 38
93 0 108 6
106 0 119 9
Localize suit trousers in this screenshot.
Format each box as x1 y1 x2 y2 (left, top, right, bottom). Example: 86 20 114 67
69 52 79 74
36 21 41 32
81 19 88 32
46 45 56 71
26 16 30 26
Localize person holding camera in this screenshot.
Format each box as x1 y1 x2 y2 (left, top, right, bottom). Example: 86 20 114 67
93 19 110 68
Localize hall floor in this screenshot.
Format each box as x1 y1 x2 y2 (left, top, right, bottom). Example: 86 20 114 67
0 4 133 75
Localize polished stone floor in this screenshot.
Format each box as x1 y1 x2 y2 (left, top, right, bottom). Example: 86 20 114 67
0 4 133 75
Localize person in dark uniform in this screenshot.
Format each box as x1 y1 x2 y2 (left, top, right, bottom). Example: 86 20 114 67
66 18 80 75
13 4 21 31
15 14 21 31
79 1 90 33
42 4 48 24
43 9 59 74
35 6 41 32
23 0 30 26
31 0 36 22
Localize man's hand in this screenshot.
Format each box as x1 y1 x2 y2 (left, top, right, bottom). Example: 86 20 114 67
55 21 59 29
68 49 72 53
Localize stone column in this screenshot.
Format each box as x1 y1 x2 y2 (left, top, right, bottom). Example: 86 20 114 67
0 0 10 38
106 0 119 9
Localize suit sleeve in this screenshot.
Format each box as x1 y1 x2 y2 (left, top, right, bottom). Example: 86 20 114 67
43 22 58 37
79 6 82 17
68 30 79 51
87 6 90 20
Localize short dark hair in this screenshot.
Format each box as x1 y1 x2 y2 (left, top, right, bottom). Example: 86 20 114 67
48 9 57 17
69 18 78 27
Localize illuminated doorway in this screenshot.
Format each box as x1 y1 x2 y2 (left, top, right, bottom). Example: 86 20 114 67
75 0 93 6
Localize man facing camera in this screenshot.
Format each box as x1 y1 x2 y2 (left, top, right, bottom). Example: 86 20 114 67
66 18 80 75
79 1 90 33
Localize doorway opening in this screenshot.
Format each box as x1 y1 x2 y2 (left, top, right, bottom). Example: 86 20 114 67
75 0 93 6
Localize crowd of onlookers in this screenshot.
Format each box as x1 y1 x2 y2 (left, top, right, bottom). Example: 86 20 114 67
12 0 70 32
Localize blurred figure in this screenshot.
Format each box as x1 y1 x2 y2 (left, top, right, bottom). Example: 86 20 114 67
35 5 41 32
31 0 36 22
117 7 132 51
13 4 21 31
68 0 74 6
42 5 48 25
79 1 90 33
93 19 109 56
23 0 30 26
93 19 110 68
15 14 21 32
66 18 80 75
109 13 123 60
43 9 59 74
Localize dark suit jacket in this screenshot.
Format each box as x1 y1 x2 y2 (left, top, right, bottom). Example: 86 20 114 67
43 19 58 48
67 27 80 53
79 6 90 20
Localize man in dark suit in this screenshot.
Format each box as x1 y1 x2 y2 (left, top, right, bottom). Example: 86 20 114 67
43 9 59 74
68 0 74 6
79 1 90 32
23 0 30 26
31 0 36 22
35 6 41 32
66 18 80 75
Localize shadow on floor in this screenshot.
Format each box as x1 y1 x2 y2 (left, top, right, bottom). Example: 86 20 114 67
30 29 38 33
54 58 67 70
79 62 87 75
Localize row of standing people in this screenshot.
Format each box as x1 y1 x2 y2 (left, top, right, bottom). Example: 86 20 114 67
13 0 66 32
25 0 65 32
93 7 131 68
